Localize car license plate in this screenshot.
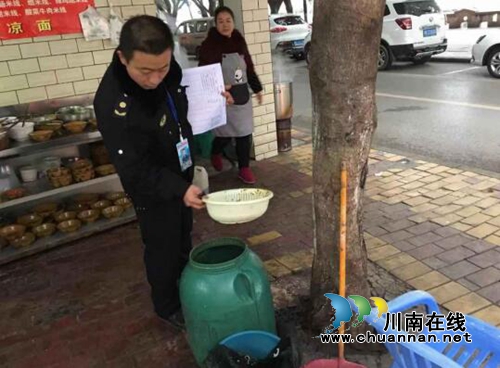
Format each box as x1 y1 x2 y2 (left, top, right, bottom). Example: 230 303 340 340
423 27 437 37
294 40 304 47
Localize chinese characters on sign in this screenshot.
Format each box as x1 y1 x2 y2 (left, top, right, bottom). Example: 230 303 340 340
0 0 94 39
8 22 23 35
384 311 468 333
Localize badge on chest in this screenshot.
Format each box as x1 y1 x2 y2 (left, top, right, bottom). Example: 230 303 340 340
164 87 192 171
177 138 192 172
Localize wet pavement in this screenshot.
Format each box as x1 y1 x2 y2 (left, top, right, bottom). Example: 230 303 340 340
290 59 500 173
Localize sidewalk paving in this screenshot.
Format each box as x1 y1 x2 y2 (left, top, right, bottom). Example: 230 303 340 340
0 129 499 367
273 135 500 325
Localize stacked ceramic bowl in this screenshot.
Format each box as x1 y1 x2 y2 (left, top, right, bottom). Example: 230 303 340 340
70 159 95 183
47 167 73 188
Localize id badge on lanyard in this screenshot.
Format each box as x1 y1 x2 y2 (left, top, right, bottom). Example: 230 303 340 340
166 90 192 172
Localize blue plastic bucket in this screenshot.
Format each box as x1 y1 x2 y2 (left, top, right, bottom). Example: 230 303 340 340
219 330 280 360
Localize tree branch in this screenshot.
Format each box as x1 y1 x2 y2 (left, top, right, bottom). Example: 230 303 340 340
191 0 210 17
156 0 186 17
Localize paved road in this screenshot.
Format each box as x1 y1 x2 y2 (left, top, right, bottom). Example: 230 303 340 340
289 59 500 173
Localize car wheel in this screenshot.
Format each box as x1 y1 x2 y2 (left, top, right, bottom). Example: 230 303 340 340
305 43 311 65
413 55 432 65
378 44 392 71
486 46 500 78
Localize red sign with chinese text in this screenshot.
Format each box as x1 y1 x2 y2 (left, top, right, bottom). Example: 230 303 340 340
0 0 95 40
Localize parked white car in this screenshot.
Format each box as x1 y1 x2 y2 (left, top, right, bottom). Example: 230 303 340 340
471 32 500 78
379 0 447 70
304 0 447 70
269 14 310 58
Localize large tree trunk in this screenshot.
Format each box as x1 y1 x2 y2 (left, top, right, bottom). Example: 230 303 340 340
208 0 217 15
309 0 384 332
268 0 293 14
283 0 293 13
156 0 182 30
268 0 283 14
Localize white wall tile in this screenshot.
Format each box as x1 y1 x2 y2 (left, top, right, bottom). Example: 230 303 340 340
17 87 47 104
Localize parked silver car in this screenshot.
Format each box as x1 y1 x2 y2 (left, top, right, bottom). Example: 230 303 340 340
175 17 214 58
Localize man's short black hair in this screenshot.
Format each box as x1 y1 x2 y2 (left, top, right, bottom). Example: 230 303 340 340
119 15 174 61
214 6 235 21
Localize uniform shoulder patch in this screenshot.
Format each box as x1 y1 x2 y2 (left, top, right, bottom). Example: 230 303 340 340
113 93 131 119
159 114 167 127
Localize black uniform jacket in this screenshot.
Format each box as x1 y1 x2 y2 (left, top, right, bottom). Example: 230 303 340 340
94 53 194 209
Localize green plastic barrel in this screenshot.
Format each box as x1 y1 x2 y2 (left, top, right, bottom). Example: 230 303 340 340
193 132 213 159
179 238 276 366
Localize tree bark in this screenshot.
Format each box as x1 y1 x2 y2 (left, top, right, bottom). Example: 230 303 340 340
309 0 384 332
156 0 171 14
268 0 293 14
208 0 217 15
283 0 293 13
156 0 184 17
268 0 284 14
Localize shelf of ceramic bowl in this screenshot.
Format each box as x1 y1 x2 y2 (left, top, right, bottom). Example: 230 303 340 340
0 130 102 159
0 208 136 265
0 173 119 211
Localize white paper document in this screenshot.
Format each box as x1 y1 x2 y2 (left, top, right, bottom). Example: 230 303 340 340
181 64 227 135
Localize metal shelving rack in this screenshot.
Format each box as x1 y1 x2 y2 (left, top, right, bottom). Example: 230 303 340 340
0 210 136 265
0 131 103 159
0 129 136 266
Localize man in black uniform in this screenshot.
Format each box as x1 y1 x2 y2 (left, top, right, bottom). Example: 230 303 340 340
94 16 228 326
